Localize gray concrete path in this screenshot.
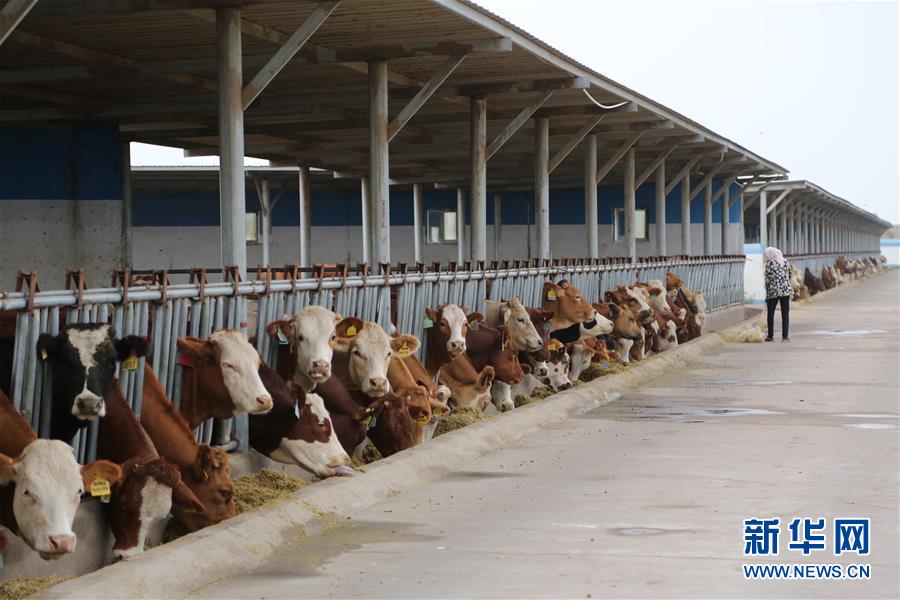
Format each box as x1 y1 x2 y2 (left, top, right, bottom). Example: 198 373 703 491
192 272 900 599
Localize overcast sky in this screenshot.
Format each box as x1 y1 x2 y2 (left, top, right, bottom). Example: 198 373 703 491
133 0 899 223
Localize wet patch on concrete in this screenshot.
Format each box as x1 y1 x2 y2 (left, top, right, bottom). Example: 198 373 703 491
609 527 697 537
584 404 782 424
837 413 900 419
842 423 899 430
445 470 523 480
797 329 888 337
685 379 794 388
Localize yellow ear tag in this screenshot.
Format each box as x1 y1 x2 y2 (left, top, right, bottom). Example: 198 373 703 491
91 479 111 503
41 349 48 361
398 343 411 358
549 340 562 351
201 470 209 482
122 353 138 372
346 324 357 337
547 290 557 300
416 414 429 423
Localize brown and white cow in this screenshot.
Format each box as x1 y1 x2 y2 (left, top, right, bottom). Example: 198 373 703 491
484 299 544 353
98 384 203 559
37 323 147 444
250 364 353 477
439 356 495 411
466 318 526 413
399 353 451 441
521 307 554 379
266 306 342 393
176 329 273 430
387 340 438 444
593 301 643 365
139 366 235 532
423 305 470 374
1 391 121 560
541 280 594 331
331 318 417 399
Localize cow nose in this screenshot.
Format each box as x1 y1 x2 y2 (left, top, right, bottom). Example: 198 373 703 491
48 535 76 553
640 310 651 319
369 377 387 390
311 360 330 373
559 382 572 391
255 395 272 409
448 340 464 354
535 339 543 348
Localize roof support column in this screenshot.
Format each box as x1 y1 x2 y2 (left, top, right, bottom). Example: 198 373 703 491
584 134 598 258
655 160 667 256
121 141 133 269
0 0 38 47
413 183 424 263
786 203 795 255
456 188 466 263
298 166 311 269
217 7 247 277
703 179 713 255
758 190 767 248
470 95 487 261
738 190 745 245
534 116 550 260
259 179 272 266
360 177 370 264
681 173 692 255
779 207 787 252
493 192 502 261
368 58 390 265
721 183 730 255
624 148 637 261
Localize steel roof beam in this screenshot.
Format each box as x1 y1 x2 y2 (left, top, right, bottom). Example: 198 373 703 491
0 0 38 47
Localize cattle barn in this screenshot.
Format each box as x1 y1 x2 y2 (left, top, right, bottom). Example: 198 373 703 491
0 0 891 582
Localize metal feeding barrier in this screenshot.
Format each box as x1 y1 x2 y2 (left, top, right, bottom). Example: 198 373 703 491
784 252 880 276
1 255 745 464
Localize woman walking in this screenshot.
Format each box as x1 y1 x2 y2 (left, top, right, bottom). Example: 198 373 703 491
763 247 792 342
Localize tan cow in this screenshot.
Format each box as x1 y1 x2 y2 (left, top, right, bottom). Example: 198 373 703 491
541 280 594 330
331 318 418 399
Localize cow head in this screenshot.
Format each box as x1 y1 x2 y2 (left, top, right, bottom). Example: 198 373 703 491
37 324 147 425
272 391 353 478
541 280 594 329
493 299 543 352
173 445 234 532
267 306 342 393
442 360 494 409
565 342 597 382
606 286 652 324
594 302 643 341
366 394 419 457
177 330 273 421
645 280 675 317
334 319 418 398
544 341 573 391
0 440 121 560
579 310 614 337
665 271 684 291
425 304 469 357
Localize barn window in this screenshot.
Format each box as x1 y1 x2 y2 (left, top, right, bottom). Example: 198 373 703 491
427 209 458 244
614 208 648 241
245 212 260 243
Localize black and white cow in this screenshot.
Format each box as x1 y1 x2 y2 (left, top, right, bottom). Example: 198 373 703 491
37 324 147 444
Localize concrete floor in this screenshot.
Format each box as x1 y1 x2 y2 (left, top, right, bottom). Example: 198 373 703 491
192 271 900 599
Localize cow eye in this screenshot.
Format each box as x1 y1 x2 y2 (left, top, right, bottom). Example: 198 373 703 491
220 489 233 502
352 348 362 357
296 335 304 342
330 334 337 342
222 363 236 371
439 322 447 328
386 351 393 360
518 318 525 324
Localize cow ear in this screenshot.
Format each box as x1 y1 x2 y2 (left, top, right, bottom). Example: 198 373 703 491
520 362 532 375
114 335 148 362
459 305 470 316
0 453 15 486
172 479 205 514
608 303 621 317
265 320 292 340
467 312 485 324
81 460 122 489
476 366 495 390
604 291 614 302
335 317 364 339
499 306 511 324
424 307 437 321
37 333 59 362
390 334 420 354
177 337 212 367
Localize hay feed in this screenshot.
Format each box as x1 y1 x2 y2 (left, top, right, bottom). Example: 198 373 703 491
0 576 71 600
350 444 383 468
514 385 555 407
233 469 315 514
579 362 625 382
721 325 766 343
434 406 485 437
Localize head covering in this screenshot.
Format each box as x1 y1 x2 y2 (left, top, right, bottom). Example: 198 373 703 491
763 247 786 266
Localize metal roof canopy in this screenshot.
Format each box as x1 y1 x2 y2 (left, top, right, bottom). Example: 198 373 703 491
744 180 890 231
1 0 788 191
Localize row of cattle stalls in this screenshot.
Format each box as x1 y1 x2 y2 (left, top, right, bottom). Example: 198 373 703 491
0 255 744 463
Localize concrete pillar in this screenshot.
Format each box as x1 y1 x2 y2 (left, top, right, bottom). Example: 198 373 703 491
655 160 666 256
786 204 794 255
121 141 132 268
681 173 692 255
470 96 487 261
413 183 424 263
298 166 311 269
360 177 370 264
758 190 767 248
738 191 745 246
368 59 390 265
456 188 466 263
703 180 712 255
779 209 787 251
584 134 598 258
259 179 272 266
493 192 502 261
624 148 637 261
721 183 730 254
534 116 550 259
217 7 247 276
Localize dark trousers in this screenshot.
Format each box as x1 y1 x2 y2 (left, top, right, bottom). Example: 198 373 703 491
766 296 790 339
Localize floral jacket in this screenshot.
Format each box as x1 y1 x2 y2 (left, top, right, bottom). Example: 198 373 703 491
764 259 793 299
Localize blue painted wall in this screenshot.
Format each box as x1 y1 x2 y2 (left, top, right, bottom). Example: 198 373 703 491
0 125 123 200
133 179 742 227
